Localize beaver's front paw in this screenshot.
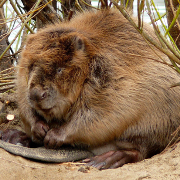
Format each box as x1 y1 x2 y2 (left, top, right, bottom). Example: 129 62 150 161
31 120 49 144
44 128 67 149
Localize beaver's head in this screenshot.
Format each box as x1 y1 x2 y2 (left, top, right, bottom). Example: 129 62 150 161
20 28 90 122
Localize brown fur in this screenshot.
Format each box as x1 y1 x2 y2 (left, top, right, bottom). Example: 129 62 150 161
17 9 180 163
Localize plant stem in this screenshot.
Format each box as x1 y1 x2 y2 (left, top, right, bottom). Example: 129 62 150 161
0 0 42 61
9 0 34 34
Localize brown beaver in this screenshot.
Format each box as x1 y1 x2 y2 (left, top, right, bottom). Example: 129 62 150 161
16 8 180 169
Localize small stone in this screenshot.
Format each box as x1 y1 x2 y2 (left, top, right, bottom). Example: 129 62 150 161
6 114 15 121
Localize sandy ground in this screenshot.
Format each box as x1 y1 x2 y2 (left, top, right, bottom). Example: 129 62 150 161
0 93 180 180
0 142 180 180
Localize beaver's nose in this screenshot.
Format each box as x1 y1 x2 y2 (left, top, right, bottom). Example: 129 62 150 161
29 87 47 102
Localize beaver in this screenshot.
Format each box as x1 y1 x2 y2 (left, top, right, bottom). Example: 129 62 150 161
16 8 180 169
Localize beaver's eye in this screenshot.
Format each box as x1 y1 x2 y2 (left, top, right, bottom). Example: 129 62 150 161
57 67 62 74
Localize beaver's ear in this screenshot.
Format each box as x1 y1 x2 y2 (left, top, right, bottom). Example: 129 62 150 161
73 36 85 51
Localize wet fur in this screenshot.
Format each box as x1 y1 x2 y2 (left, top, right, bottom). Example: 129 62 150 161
17 9 180 162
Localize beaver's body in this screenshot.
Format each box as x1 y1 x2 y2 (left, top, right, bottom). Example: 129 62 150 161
17 9 180 169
